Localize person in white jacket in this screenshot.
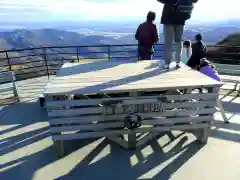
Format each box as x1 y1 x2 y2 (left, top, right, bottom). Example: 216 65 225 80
182 40 192 64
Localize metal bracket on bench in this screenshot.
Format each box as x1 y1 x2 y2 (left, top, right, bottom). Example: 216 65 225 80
124 114 143 129
157 97 167 103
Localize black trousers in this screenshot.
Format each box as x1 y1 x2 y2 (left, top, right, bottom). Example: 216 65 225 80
187 56 201 69
139 46 154 60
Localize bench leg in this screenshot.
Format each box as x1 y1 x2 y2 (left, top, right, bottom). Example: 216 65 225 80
197 127 210 144
217 99 229 123
39 97 45 107
128 133 136 149
13 86 20 102
54 140 65 157
233 82 238 90
237 86 240 97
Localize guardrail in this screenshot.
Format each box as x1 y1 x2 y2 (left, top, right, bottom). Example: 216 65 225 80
0 43 239 81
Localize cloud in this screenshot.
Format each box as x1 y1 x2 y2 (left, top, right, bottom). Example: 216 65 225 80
0 0 239 22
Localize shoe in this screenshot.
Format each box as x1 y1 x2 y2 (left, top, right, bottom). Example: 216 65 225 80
176 63 181 69
164 64 169 69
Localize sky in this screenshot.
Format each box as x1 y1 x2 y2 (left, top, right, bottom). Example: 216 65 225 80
0 0 239 23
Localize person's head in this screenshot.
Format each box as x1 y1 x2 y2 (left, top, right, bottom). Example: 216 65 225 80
195 33 203 42
183 40 191 49
146 11 156 23
200 58 209 66
199 58 216 69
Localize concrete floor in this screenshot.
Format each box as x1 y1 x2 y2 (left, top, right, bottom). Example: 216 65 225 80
0 76 240 180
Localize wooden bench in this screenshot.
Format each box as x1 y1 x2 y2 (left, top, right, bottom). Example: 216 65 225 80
213 63 240 123
44 60 222 157
215 63 240 96
0 71 19 105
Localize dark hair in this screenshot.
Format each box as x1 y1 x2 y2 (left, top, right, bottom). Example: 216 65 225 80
183 40 191 48
147 11 156 22
195 33 202 42
199 58 216 70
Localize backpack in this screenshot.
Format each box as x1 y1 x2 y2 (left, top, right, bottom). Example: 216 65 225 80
172 0 194 20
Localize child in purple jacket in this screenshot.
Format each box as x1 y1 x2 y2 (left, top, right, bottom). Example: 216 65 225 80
198 58 221 82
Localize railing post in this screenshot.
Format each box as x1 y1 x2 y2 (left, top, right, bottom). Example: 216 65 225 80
5 51 12 71
108 45 111 60
77 47 80 62
43 48 50 79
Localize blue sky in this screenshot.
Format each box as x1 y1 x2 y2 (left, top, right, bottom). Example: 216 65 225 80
0 0 239 22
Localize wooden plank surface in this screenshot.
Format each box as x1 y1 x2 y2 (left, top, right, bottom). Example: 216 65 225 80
215 63 240 75
52 123 210 141
44 60 223 95
46 93 219 108
48 107 217 121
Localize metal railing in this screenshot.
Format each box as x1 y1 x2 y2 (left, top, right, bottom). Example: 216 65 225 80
0 43 239 81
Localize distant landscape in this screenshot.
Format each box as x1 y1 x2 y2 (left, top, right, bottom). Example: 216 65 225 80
0 20 240 80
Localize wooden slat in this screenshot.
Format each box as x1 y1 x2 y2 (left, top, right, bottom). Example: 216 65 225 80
49 114 212 126
222 78 239 83
44 81 222 95
214 63 240 70
52 123 210 141
142 116 212 125
0 71 13 79
49 115 118 125
0 76 13 83
47 77 214 86
46 93 218 107
215 63 240 75
48 107 217 122
50 122 124 133
47 99 217 117
48 107 103 117
0 87 13 93
218 69 240 75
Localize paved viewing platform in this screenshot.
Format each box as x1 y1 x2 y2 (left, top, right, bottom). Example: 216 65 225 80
1 70 240 180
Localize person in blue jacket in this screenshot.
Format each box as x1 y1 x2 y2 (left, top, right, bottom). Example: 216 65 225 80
157 0 198 69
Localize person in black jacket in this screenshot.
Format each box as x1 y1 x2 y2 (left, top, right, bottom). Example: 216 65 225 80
135 11 159 60
157 0 198 69
187 33 207 69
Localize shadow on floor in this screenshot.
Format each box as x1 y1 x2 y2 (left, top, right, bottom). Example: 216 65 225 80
0 95 239 179
0 123 205 180
211 120 240 143
56 136 203 180
0 100 49 155
0 101 47 126
221 101 240 114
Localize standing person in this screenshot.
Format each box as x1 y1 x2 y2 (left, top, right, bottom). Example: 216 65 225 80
157 0 198 69
135 11 159 60
187 33 207 69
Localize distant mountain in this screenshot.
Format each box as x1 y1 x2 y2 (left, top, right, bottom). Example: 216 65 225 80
206 33 240 64
0 29 140 77
0 27 239 66
0 29 139 63
183 26 240 44
217 33 240 46
0 28 239 80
